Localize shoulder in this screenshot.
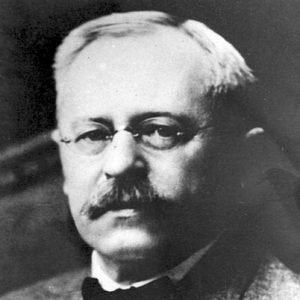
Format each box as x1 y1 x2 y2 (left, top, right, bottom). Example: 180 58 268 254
0 268 89 300
244 257 300 300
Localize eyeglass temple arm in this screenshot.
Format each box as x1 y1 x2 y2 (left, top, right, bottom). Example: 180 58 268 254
51 129 71 144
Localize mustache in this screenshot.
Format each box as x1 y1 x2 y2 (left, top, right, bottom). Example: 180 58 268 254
80 178 175 220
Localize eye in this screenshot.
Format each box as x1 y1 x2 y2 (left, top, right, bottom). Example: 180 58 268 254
73 126 112 156
137 117 186 150
142 124 181 138
75 128 111 143
156 125 181 137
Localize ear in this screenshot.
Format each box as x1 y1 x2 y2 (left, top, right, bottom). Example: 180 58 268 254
51 129 69 195
241 127 295 188
62 180 70 196
240 128 300 271
51 129 60 144
244 127 264 139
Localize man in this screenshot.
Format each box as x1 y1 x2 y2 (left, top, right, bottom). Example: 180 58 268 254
3 10 300 299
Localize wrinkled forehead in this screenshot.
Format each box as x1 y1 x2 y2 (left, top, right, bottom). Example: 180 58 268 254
64 25 209 80
54 11 184 74
56 26 214 114
56 27 214 127
55 11 254 122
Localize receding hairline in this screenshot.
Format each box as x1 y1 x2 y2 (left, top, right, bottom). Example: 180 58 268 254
54 12 186 72
54 10 255 114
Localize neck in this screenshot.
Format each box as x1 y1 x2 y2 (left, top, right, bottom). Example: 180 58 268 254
93 237 218 285
94 252 169 285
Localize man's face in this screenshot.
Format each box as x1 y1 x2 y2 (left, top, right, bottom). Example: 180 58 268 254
57 28 237 263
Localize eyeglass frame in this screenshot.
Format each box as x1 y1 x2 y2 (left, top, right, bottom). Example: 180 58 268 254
52 118 214 157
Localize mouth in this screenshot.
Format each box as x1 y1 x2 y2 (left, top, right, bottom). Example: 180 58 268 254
112 208 140 218
87 201 171 221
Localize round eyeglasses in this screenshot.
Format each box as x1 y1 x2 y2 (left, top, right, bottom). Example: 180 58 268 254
55 117 212 156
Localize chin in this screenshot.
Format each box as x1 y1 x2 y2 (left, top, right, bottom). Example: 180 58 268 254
93 228 166 261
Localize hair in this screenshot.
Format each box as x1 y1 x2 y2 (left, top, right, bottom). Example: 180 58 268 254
53 10 255 106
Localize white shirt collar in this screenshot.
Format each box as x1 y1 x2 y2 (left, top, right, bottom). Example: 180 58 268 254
91 241 215 292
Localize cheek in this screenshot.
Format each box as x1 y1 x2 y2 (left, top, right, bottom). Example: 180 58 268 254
59 149 102 212
60 147 104 184
148 139 213 199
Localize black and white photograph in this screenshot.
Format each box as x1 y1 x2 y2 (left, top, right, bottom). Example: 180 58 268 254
0 1 300 299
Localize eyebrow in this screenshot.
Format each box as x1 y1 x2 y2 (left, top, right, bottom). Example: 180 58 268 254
71 111 203 130
129 112 199 127
71 117 113 132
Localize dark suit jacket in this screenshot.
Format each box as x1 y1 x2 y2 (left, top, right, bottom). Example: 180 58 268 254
1 131 300 299
1 238 300 300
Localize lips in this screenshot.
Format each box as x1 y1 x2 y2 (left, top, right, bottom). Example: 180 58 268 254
88 200 172 221
113 208 139 218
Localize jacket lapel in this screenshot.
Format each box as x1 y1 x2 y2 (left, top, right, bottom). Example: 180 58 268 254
0 267 89 300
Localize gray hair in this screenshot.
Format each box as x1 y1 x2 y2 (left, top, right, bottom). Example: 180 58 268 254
54 11 254 100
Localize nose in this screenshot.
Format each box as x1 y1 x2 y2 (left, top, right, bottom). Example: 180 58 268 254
102 130 146 178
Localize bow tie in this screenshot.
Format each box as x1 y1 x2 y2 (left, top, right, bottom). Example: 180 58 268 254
81 276 181 300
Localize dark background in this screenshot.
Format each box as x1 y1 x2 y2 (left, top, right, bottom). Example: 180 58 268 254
0 0 300 295
0 0 300 168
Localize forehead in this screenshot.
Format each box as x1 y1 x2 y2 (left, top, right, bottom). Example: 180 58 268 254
57 26 213 128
